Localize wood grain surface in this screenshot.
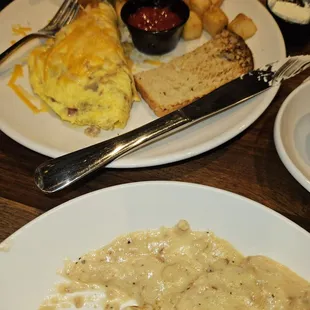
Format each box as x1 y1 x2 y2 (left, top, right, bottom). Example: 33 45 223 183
1 0 310 242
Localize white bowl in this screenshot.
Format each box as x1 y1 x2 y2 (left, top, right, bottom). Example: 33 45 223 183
0 181 309 309
274 79 310 192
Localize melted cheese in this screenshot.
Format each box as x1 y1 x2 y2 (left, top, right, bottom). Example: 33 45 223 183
11 24 32 36
8 64 23 84
8 65 42 114
40 5 123 78
143 59 163 66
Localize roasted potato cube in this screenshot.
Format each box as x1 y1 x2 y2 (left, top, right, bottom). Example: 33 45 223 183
203 7 228 37
182 10 203 40
228 13 257 40
191 0 211 17
210 0 224 7
183 10 203 40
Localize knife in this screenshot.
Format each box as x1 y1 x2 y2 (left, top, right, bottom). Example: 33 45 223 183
34 55 310 193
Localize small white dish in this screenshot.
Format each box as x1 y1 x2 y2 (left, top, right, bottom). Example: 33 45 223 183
274 79 310 192
0 181 309 309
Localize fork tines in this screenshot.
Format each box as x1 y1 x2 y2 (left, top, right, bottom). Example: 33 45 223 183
44 0 80 32
273 55 310 83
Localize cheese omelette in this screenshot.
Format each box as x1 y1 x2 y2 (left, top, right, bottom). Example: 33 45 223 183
28 1 137 131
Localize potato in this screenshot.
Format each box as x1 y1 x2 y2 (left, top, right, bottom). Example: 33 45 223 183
182 10 203 40
183 0 191 8
190 0 211 17
210 0 224 7
203 7 228 37
228 13 257 40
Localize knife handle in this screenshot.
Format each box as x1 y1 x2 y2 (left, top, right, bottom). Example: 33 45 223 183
34 111 191 193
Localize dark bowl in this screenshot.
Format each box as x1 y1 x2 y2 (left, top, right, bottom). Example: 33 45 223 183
121 0 190 55
266 1 310 45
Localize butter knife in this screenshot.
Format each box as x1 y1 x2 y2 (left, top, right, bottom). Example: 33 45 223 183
34 55 310 193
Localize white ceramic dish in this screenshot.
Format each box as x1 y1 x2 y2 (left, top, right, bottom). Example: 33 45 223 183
274 79 310 192
0 181 309 309
0 0 286 168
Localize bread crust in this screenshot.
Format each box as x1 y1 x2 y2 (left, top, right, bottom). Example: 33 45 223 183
134 30 254 117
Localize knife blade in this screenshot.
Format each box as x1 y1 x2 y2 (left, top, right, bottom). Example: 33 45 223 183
34 55 310 193
181 68 275 121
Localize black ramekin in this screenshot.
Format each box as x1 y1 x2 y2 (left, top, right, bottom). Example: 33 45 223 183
266 0 310 45
121 0 190 55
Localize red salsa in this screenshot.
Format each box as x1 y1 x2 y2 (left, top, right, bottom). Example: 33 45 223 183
128 6 183 32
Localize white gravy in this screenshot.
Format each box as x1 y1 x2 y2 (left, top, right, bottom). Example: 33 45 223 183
40 220 310 309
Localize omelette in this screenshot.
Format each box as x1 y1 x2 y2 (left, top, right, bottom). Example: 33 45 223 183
28 1 137 131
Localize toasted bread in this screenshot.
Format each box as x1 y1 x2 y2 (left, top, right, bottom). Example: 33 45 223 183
134 30 254 117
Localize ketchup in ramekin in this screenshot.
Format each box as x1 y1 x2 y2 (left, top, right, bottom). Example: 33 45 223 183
127 6 183 32
121 0 189 55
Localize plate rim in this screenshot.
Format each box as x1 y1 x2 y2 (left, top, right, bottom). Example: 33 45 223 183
1 180 309 247
274 80 310 192
0 0 286 168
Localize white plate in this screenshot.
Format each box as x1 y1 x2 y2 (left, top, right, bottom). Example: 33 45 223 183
0 0 286 168
274 79 310 192
0 181 309 309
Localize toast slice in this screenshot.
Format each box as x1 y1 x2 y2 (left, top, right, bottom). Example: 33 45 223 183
134 30 254 117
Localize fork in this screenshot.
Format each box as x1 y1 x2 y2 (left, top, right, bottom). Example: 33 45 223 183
273 56 310 83
0 0 80 65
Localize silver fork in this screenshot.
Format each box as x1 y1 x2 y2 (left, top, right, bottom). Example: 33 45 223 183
0 0 80 65
273 56 310 84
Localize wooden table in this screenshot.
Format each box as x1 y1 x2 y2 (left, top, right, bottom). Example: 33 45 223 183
1 0 310 242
